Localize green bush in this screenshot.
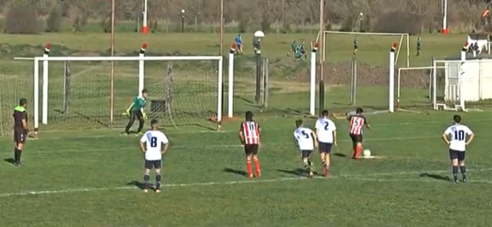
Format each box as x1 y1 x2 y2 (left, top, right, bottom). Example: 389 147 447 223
4 7 39 34
46 8 62 33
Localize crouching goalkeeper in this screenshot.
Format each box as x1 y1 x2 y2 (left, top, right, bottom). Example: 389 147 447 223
123 89 148 135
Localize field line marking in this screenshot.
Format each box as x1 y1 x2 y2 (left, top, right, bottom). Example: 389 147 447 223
0 135 442 155
4 117 491 141
1 167 491 198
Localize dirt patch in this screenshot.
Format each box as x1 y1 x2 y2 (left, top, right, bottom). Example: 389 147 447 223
297 62 429 88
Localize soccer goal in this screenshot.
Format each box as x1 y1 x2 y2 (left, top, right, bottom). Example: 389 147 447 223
18 50 231 133
315 31 410 115
396 66 444 112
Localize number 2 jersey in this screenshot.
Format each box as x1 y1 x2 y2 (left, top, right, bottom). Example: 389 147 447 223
315 117 337 144
140 130 169 161
294 127 315 151
444 124 473 152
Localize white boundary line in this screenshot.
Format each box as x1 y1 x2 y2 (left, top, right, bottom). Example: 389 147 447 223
1 167 491 198
4 117 490 141
2 135 441 155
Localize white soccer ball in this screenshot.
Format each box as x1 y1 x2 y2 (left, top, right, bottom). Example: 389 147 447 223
363 149 371 157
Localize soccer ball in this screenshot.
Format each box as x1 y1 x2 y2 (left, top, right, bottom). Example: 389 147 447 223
363 149 371 157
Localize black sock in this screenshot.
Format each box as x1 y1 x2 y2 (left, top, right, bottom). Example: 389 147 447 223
14 148 19 162
18 149 22 162
452 166 459 181
155 174 161 189
307 160 312 167
460 166 467 177
143 174 150 187
137 120 144 133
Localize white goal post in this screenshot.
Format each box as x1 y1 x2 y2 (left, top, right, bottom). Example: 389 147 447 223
27 54 235 132
319 31 410 67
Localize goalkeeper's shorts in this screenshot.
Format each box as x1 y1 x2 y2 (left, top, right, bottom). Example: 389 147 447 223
130 110 143 119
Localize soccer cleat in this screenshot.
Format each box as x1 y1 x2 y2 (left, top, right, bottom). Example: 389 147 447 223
248 174 254 178
462 177 468 183
135 132 143 136
308 172 314 178
255 171 261 178
143 188 149 193
120 132 130 136
155 189 161 193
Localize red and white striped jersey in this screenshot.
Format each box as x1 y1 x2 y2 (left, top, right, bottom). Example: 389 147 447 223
349 115 367 135
240 121 261 145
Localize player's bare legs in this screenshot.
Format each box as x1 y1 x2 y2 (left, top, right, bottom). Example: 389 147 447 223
324 153 331 176
155 168 162 193
252 154 261 178
143 168 151 193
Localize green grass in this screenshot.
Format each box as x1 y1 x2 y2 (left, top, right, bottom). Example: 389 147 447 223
0 32 491 226
1 112 492 227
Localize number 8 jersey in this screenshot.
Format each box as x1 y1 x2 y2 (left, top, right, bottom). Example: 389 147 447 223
444 124 473 152
140 130 169 161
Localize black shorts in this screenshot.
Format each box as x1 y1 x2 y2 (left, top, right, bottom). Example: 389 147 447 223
14 128 27 143
300 50 306 54
354 45 358 49
349 133 363 144
449 149 466 161
131 110 143 120
318 142 333 153
244 144 259 155
144 160 162 169
301 150 313 159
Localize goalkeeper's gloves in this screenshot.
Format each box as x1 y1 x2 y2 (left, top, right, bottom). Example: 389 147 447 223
142 111 147 119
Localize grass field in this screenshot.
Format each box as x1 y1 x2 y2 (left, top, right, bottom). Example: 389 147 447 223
1 113 492 227
0 32 491 226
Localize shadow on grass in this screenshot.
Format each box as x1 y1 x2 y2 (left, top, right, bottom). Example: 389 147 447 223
127 181 148 190
3 158 14 164
334 153 347 157
419 173 451 182
277 168 305 176
223 168 248 177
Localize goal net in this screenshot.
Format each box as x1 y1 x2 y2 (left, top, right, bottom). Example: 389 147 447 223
19 55 223 133
317 31 409 115
396 66 442 112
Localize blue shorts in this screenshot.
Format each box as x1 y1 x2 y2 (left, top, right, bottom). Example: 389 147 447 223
319 142 333 153
145 160 162 169
449 149 465 161
301 150 313 158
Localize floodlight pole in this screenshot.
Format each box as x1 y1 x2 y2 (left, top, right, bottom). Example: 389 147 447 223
110 0 115 124
254 32 263 104
181 10 185 33
220 0 224 55
442 0 448 34
318 0 325 116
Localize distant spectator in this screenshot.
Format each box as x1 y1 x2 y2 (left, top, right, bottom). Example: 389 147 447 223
235 34 243 55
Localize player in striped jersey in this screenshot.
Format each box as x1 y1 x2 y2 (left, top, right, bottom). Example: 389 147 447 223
347 107 370 160
239 111 261 178
315 110 337 176
442 115 474 183
294 119 318 178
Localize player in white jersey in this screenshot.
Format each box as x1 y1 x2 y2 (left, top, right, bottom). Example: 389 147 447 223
139 119 169 193
293 119 317 178
442 115 474 183
315 110 337 177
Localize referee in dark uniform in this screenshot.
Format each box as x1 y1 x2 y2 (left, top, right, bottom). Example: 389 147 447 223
12 98 29 166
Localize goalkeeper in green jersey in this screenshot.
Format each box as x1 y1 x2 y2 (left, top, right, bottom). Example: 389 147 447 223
123 89 148 135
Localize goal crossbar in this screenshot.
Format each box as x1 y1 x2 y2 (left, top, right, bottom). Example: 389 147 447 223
31 55 225 131
321 31 410 67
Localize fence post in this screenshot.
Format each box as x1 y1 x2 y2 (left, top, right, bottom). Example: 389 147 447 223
63 61 72 114
262 58 269 109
